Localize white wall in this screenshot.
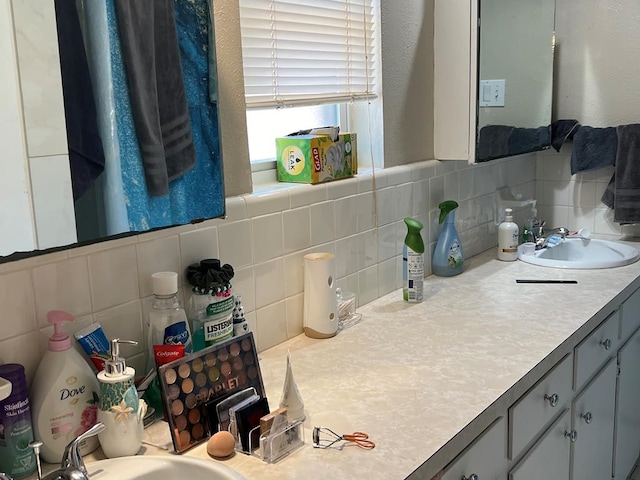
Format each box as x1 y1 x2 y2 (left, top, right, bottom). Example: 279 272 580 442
540 0 640 234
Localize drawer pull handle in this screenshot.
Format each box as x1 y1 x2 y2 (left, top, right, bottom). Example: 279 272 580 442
544 393 559 407
600 339 612 350
564 430 578 443
580 412 593 424
462 475 479 480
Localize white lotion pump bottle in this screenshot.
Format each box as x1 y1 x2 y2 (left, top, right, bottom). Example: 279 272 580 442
31 311 100 463
97 338 147 458
498 208 519 261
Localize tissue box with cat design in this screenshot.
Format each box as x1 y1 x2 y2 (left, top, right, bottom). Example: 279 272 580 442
276 133 357 184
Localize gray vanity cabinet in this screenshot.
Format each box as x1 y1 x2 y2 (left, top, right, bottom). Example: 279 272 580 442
508 409 571 480
613 326 640 479
570 358 617 480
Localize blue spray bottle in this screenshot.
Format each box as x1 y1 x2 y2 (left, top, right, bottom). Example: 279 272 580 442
432 200 464 277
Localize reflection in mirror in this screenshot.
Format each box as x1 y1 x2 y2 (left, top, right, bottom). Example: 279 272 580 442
476 0 555 162
1 0 224 260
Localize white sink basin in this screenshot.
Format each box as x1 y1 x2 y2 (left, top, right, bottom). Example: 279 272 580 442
518 238 640 269
87 455 246 480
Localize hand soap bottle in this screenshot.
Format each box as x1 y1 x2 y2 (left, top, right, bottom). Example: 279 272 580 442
97 338 147 458
31 311 100 463
498 207 519 261
432 200 464 277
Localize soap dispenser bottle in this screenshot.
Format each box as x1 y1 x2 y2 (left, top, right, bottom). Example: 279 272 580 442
432 200 464 277
97 338 147 458
31 311 100 463
498 207 519 261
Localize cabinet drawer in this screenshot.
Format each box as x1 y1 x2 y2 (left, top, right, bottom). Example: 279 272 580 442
509 409 571 480
509 353 573 460
620 287 640 343
443 416 508 480
573 310 619 392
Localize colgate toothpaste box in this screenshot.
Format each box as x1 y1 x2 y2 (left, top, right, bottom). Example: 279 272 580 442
276 133 357 184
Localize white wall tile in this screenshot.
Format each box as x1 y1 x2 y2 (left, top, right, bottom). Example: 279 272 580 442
444 171 459 203
88 245 139 312
375 187 396 226
218 220 253 268
310 201 335 246
289 184 327 208
413 179 430 217
232 266 255 313
136 235 181 298
357 172 375 192
179 227 219 278
245 189 290 217
358 265 379 306
357 192 376 232
0 270 36 338
396 182 414 220
359 229 378 270
378 258 397 297
334 195 358 239
284 250 309 297
254 258 285 309
429 175 445 209
285 293 304 338
251 213 283 263
255 301 287 352
0 331 41 382
378 223 398 262
335 235 359 278
224 196 247 221
32 256 92 321
94 301 145 359
386 165 412 186
283 207 310 254
326 177 358 200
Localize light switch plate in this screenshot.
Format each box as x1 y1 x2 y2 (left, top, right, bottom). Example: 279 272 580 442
479 79 505 107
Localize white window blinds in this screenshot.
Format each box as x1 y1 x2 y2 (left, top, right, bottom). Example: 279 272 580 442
239 0 376 108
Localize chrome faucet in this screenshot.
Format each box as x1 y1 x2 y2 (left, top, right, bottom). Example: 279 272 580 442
534 226 570 250
29 423 106 480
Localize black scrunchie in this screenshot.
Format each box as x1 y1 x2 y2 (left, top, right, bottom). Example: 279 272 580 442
186 260 234 289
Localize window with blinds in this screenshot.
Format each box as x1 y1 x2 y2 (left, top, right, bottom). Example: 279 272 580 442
239 0 377 108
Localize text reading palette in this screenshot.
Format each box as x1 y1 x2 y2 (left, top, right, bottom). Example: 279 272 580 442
158 332 265 452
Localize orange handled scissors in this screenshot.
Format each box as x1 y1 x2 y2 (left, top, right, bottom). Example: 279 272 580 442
312 427 376 450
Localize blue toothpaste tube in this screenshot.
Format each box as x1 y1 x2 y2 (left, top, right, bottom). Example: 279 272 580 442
74 322 111 371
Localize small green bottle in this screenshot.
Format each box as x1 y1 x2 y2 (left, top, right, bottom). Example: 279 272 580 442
403 217 425 302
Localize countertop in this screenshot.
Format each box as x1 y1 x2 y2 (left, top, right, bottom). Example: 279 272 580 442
87 239 640 479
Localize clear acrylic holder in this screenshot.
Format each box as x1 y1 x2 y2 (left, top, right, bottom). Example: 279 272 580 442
242 420 304 463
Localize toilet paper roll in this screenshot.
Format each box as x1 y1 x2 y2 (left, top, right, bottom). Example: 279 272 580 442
303 253 338 339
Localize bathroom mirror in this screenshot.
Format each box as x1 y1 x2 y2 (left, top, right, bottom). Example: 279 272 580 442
1 0 224 262
475 0 556 162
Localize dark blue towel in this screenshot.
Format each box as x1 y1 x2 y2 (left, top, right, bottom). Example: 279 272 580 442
601 124 640 224
551 119 580 152
507 126 551 156
54 0 105 201
570 126 617 175
477 125 513 162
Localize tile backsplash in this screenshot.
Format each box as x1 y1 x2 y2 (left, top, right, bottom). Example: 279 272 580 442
0 156 537 384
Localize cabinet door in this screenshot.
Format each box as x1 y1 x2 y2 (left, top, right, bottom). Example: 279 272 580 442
574 310 619 392
442 416 508 480
509 409 572 480
509 354 573 459
614 327 640 479
571 358 617 480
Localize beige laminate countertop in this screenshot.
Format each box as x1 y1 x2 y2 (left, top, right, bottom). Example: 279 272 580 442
92 239 640 480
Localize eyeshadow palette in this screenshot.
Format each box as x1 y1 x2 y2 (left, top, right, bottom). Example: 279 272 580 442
158 332 265 453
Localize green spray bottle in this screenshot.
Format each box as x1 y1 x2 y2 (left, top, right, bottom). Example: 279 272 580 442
432 200 464 276
403 217 425 302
